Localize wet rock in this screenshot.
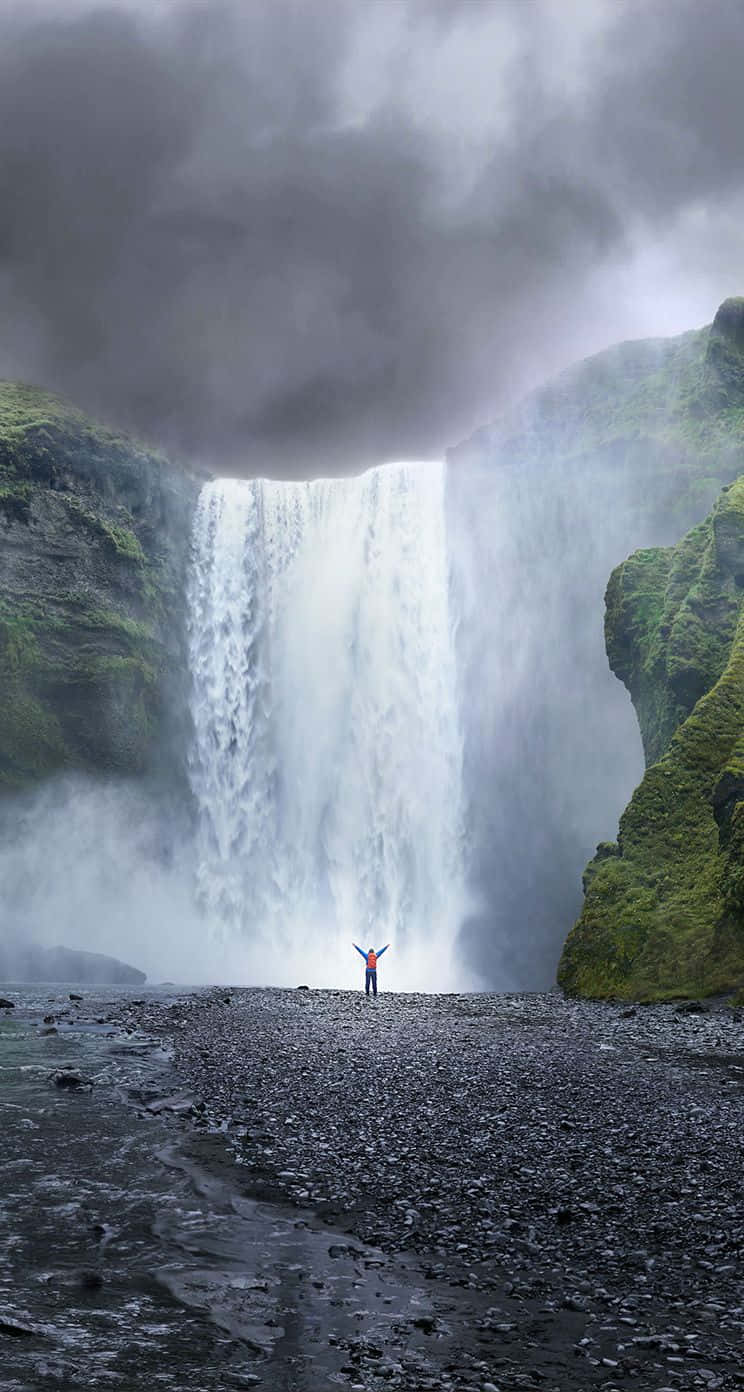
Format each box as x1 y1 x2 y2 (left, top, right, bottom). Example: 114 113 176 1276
0 998 15 1009
123 986 744 1390
145 1093 195 1114
412 1315 438 1334
0 1315 39 1337
69 993 83 1002
50 1069 93 1091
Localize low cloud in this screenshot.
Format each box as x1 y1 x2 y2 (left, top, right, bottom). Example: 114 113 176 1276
1 0 743 473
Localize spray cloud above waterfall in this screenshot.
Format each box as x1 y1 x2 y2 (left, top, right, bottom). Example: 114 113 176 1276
1 0 744 472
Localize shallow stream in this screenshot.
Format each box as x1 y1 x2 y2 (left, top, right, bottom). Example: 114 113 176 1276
0 989 467 1391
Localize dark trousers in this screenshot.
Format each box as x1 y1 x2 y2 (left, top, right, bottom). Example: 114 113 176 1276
365 968 378 996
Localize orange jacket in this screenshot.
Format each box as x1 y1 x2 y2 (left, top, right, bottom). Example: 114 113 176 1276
353 943 389 969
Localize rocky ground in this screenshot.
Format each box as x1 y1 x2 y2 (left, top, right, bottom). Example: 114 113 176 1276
101 987 744 1392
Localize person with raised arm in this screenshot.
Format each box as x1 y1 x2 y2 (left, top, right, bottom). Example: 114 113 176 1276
353 942 389 996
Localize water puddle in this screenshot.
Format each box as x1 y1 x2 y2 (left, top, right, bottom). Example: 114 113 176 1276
154 1137 468 1390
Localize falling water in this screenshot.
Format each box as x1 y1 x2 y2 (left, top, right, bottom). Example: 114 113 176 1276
186 463 471 989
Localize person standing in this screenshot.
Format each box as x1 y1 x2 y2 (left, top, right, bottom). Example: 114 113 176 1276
353 942 389 996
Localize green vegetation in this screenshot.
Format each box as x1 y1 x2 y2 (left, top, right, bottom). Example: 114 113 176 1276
559 475 744 1000
0 380 162 478
0 378 193 786
0 607 69 786
61 496 145 563
469 298 744 534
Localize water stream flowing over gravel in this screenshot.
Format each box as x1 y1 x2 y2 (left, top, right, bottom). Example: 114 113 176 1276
2 987 744 1391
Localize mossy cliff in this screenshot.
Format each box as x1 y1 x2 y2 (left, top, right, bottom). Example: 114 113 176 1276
450 296 744 990
456 296 744 527
0 382 199 787
559 470 744 1000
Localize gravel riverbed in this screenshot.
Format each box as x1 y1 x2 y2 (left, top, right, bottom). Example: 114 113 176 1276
106 987 744 1392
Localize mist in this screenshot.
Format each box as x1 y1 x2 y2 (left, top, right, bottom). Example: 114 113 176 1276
448 456 646 987
0 773 384 989
0 438 692 992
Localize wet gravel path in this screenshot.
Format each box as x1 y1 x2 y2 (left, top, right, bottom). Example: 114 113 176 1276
110 987 744 1392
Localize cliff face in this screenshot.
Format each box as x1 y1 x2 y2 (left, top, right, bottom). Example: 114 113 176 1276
559 471 744 1000
449 297 744 990
0 382 198 788
456 297 744 527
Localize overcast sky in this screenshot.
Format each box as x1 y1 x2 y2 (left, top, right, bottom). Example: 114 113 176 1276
1 0 744 475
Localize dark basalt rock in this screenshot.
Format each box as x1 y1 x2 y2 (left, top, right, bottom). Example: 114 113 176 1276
0 1316 38 1337
50 1069 93 1091
0 996 15 1008
710 295 744 355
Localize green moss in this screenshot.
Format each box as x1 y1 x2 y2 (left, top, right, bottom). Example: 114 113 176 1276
0 610 69 785
603 500 740 765
105 523 145 562
0 380 162 477
0 378 194 788
0 583 164 783
560 476 744 1000
60 496 144 563
82 653 156 682
500 323 742 463
0 478 32 522
81 609 153 642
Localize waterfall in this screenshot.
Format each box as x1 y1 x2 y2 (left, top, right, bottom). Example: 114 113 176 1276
186 463 471 989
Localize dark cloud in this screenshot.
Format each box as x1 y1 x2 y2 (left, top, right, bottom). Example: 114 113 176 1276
1 0 744 474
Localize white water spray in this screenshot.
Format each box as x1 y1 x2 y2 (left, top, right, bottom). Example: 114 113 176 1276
187 463 472 990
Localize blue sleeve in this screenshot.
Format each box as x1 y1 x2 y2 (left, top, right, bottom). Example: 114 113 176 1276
353 944 367 959
376 944 390 958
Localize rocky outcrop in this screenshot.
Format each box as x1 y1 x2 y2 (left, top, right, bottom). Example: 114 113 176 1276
0 382 200 788
559 475 744 1000
0 943 146 984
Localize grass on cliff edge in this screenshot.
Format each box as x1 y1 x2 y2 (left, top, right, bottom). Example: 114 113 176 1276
0 381 159 462
489 306 744 466
559 476 744 1001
